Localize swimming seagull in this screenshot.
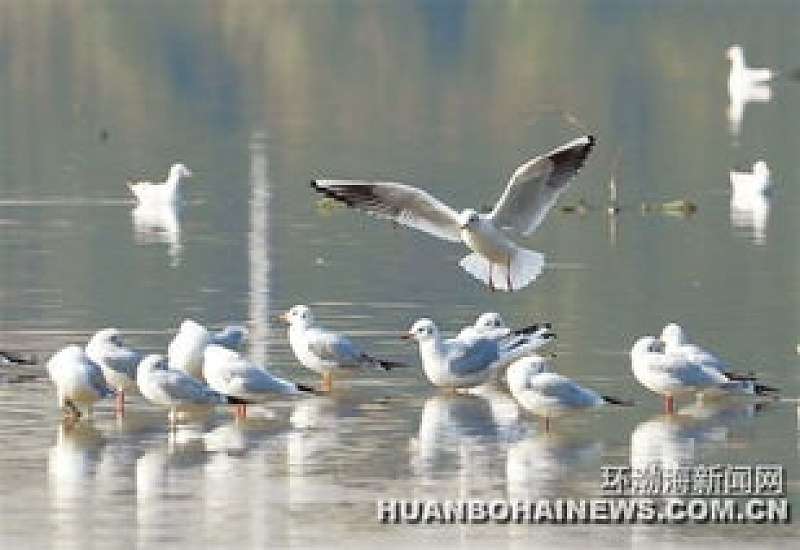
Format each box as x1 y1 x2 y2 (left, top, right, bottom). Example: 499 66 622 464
137 354 249 424
46 345 115 418
402 318 547 390
730 160 772 198
203 345 314 417
86 328 142 415
311 135 596 291
127 163 193 207
507 355 631 432
726 45 773 136
630 335 776 415
279 304 406 392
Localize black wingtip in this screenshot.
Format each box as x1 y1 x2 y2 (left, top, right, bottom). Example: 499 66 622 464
754 383 779 395
310 179 319 189
378 359 409 371
603 395 634 406
587 134 596 147
226 395 252 405
296 383 317 393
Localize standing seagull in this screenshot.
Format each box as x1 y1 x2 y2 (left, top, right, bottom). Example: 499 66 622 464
86 328 142 415
47 346 115 419
659 323 776 397
507 355 631 432
137 354 248 424
630 336 774 415
280 304 405 392
402 318 546 390
203 345 314 417
127 163 193 207
312 135 595 291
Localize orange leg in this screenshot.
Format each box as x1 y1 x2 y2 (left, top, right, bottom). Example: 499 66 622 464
489 263 495 292
543 417 550 433
322 372 333 392
115 390 125 416
665 395 674 415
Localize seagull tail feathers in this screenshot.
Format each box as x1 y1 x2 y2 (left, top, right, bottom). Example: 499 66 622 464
224 395 252 405
602 395 634 406
459 247 544 292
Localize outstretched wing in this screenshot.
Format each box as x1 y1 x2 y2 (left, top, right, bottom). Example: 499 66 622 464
311 180 462 242
490 135 595 236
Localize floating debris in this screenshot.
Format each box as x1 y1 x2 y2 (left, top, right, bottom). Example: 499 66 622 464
641 199 698 217
560 198 590 215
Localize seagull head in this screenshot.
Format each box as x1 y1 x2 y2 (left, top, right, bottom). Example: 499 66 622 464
753 160 770 179
137 354 168 378
457 208 480 229
280 304 314 328
89 327 124 349
474 312 506 331
402 318 438 342
726 44 743 62
170 163 193 180
659 323 688 349
631 336 665 358
506 355 552 391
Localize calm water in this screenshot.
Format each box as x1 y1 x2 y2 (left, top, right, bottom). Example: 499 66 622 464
1 1 799 548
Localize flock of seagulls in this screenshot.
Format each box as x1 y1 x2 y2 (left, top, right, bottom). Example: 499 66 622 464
32 45 782 434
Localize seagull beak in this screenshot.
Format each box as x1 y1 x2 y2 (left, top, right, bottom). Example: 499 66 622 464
275 312 290 324
400 333 413 341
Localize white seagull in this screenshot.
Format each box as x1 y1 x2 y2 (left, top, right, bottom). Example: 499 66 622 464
726 45 773 135
127 163 193 207
730 160 772 198
402 318 546 390
203 345 314 417
137 354 248 424
47 345 115 418
506 355 631 431
630 335 775 415
168 319 247 380
280 304 405 391
85 328 142 415
312 135 595 291
660 323 776 398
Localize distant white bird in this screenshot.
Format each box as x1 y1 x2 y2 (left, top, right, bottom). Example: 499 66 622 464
203 345 314 417
46 345 115 418
726 45 773 136
729 161 772 244
137 354 248 423
506 355 630 431
630 335 775 414
402 318 546 390
85 328 142 415
168 319 247 381
730 160 771 197
312 135 595 291
127 163 193 207
659 323 776 398
280 304 404 391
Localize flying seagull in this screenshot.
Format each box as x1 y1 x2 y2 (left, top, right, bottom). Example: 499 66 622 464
311 135 595 291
